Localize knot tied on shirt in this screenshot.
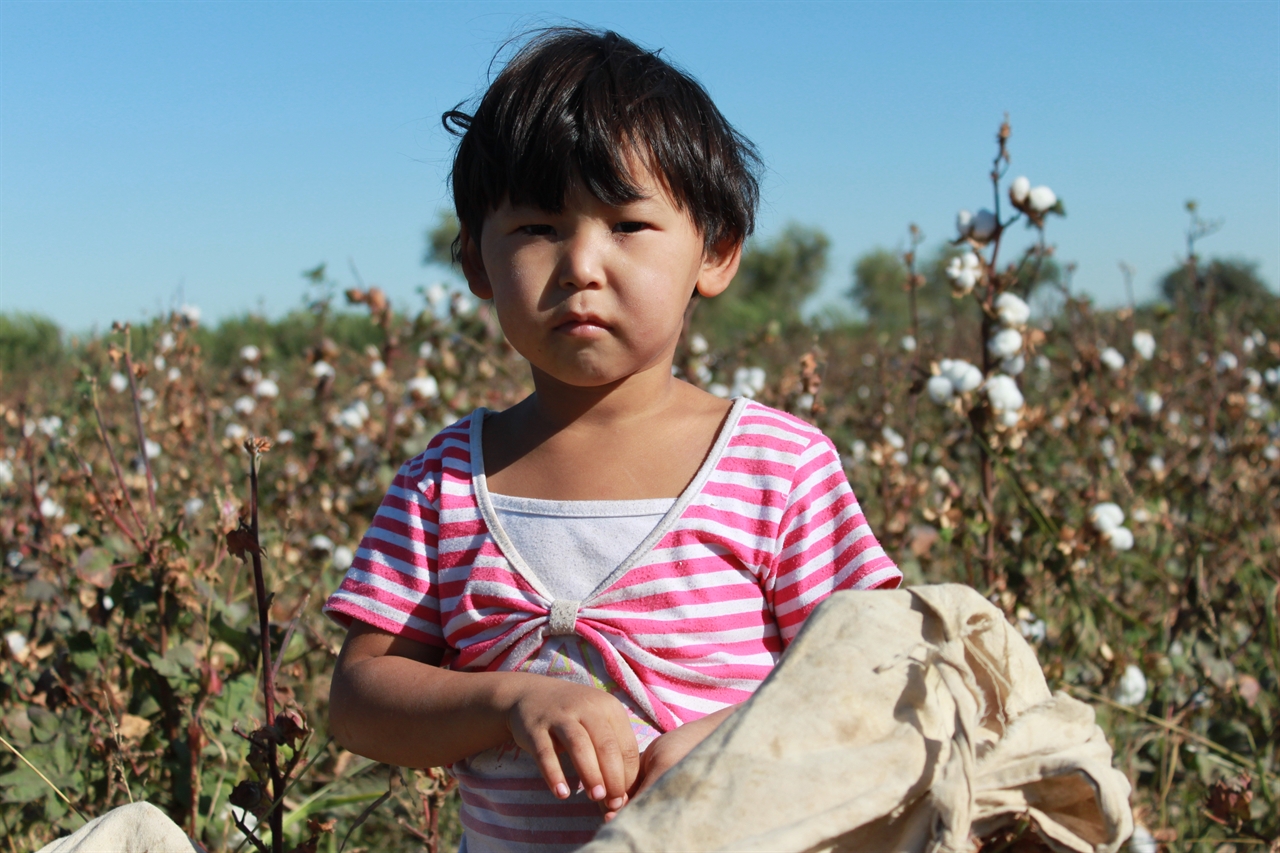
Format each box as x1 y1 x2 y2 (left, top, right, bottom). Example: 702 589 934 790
547 600 580 636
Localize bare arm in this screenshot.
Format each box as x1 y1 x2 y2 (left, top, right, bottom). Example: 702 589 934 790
329 620 640 808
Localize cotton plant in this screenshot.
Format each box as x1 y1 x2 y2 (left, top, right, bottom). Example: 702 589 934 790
1089 502 1135 551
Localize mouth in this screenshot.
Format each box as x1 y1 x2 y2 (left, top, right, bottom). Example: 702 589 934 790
554 312 611 335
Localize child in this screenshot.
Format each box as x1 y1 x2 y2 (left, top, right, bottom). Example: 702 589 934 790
325 27 901 852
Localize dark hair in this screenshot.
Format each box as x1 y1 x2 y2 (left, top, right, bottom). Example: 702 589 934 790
444 27 761 255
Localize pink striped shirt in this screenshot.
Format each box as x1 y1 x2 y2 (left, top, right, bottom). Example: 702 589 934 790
325 397 900 850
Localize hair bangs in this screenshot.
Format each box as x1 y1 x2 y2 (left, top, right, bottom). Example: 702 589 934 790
447 28 761 255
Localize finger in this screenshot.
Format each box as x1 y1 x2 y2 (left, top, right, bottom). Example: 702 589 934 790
527 730 572 800
581 713 637 808
556 723 607 802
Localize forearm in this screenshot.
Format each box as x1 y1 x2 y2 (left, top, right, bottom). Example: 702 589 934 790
329 652 538 768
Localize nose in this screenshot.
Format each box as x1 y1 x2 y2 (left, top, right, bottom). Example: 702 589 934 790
557 228 606 292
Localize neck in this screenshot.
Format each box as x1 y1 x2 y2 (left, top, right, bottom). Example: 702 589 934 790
523 362 680 432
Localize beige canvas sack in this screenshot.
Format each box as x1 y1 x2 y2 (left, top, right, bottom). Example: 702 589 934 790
583 583 1133 853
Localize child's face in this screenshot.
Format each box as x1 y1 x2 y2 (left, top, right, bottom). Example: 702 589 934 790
461 166 740 390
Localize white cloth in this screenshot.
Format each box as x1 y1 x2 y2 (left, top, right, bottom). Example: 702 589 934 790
488 493 673 600
36 802 200 853
582 584 1134 853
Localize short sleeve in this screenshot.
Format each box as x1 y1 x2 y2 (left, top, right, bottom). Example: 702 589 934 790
322 456 446 648
769 434 901 644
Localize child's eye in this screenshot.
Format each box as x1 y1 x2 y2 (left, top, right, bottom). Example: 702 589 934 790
516 224 556 237
613 221 648 234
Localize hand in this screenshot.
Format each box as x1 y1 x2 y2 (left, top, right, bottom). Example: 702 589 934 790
605 704 739 821
505 678 640 813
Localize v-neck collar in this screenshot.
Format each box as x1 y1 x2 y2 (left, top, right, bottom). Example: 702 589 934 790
468 397 750 604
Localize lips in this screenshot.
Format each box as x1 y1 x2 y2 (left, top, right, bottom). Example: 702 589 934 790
554 312 610 334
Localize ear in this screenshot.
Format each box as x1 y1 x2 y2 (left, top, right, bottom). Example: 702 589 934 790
694 236 743 299
458 224 493 300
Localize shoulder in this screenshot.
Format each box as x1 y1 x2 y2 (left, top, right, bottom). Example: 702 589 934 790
730 400 839 459
394 410 481 492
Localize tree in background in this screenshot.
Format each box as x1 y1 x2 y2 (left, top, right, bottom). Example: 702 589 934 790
849 245 1061 331
692 224 829 346
0 312 62 378
1160 258 1274 310
424 211 461 269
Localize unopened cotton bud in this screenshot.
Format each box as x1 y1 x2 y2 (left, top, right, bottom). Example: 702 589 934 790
1089 502 1125 534
995 292 1031 328
1028 185 1057 213
1009 176 1030 205
1100 347 1126 372
1132 330 1156 361
988 328 1023 360
926 375 954 404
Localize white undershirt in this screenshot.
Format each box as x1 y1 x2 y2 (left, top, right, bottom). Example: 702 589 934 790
488 493 675 600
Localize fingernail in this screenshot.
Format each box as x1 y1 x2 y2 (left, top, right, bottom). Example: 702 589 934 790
555 782 570 799
590 785 606 801
607 796 624 809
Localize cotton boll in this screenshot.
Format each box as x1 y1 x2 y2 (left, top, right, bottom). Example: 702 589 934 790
39 497 64 519
0 460 12 488
1129 825 1158 853
1100 437 1117 459
945 252 982 295
1106 526 1135 551
1244 368 1263 389
240 345 262 363
4 631 27 660
254 378 279 399
881 426 905 450
109 372 129 393
406 376 440 401
689 333 709 355
926 375 955 404
955 209 973 237
969 209 997 242
309 534 335 554
1266 368 1280 387
1009 176 1030 205
1216 351 1238 373
177 304 201 325
994 292 1031 328
1028 185 1057 213
1136 390 1163 416
999 409 1021 427
224 424 248 441
940 359 984 394
144 440 161 459
332 546 355 571
900 335 917 353
311 361 336 380
1114 664 1147 706
276 429 295 445
708 383 730 399
849 440 867 463
930 466 952 487
37 416 63 437
984 374 1024 412
184 497 204 516
233 396 256 416
1264 446 1280 462
987 329 1024 360
1000 355 1025 377
157 332 176 353
369 360 387 379
1147 455 1165 475
1100 347 1126 372
747 367 767 394
1132 330 1156 361
1089 502 1125 534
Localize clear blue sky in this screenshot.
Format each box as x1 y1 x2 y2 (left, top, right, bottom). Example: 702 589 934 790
2 1 1277 333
